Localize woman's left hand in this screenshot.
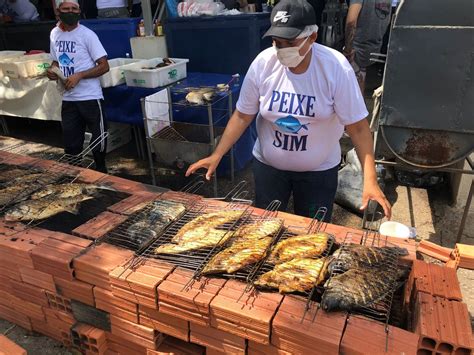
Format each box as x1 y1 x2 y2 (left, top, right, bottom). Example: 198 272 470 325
360 180 392 219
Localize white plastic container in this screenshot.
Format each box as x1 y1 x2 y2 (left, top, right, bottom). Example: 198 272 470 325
379 221 413 239
0 51 25 78
83 122 132 154
99 58 144 88
0 53 51 78
123 57 189 88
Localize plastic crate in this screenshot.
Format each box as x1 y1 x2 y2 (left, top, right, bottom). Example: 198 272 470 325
81 18 141 59
123 57 189 88
100 58 145 88
0 53 51 78
164 13 271 75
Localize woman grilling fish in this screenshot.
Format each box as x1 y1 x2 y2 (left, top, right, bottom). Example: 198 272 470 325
186 0 391 221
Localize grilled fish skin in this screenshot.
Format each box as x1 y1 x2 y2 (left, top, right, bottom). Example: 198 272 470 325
155 227 230 254
269 233 329 264
255 257 328 293
10 172 62 185
31 183 116 200
172 210 244 244
4 194 93 221
0 168 32 183
327 244 402 274
147 200 186 225
230 219 282 242
202 237 273 274
0 184 39 205
320 266 396 312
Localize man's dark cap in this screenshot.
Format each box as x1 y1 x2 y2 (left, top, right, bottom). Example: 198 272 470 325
263 0 316 40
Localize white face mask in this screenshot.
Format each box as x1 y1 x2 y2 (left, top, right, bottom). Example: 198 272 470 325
274 37 311 68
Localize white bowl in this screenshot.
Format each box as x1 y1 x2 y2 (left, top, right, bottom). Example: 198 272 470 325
379 221 411 239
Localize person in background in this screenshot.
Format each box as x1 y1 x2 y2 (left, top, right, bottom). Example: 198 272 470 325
47 0 110 172
186 0 391 221
343 0 391 94
0 0 39 22
96 0 130 18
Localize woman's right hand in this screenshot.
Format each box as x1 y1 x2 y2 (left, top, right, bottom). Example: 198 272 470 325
185 153 223 181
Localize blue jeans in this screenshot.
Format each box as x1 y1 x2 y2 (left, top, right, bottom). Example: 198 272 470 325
252 159 338 222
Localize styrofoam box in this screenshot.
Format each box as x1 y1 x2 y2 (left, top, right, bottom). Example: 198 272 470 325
83 122 132 154
123 57 189 88
99 58 144 88
0 53 51 79
0 51 26 78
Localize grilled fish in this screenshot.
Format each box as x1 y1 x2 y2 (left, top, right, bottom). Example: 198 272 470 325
0 184 39 205
186 88 215 105
269 233 329 264
31 183 116 200
172 210 243 244
230 218 283 241
321 266 396 312
327 244 403 274
4 194 93 221
125 201 186 248
202 237 272 274
155 227 229 254
0 168 32 183
255 257 328 293
11 172 62 185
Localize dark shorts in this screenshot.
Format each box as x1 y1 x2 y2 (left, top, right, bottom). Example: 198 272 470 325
252 158 339 222
61 99 107 170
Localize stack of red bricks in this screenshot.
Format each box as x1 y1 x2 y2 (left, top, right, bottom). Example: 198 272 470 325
0 153 471 354
404 260 473 354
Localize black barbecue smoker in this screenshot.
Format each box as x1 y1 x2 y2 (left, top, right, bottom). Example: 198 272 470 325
375 0 474 241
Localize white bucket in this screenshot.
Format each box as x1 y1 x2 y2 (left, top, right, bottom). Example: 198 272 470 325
379 221 412 239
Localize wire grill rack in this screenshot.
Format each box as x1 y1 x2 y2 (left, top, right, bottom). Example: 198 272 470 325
0 134 108 223
251 207 335 298
321 228 402 327
101 180 205 253
191 200 285 285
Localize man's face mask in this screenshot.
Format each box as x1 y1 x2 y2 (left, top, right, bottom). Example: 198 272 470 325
274 37 311 68
59 11 80 26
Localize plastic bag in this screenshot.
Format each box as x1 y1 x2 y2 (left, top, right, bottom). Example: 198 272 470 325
177 0 225 17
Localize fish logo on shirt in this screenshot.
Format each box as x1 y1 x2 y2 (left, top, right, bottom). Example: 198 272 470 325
275 116 310 134
58 53 74 66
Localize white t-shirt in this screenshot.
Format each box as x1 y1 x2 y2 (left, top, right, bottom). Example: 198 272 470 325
236 43 368 172
0 0 39 21
96 0 127 9
50 24 107 101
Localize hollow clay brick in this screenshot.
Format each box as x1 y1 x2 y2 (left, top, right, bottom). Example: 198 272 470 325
157 268 226 326
248 341 292 355
340 315 419 355
139 305 189 341
210 280 283 345
0 335 27 355
107 191 161 215
417 240 453 262
72 211 128 241
19 267 56 292
453 244 474 270
190 322 245 354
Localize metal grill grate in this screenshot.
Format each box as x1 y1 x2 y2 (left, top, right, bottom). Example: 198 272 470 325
101 180 205 253
251 207 335 299
191 200 285 285
154 125 188 142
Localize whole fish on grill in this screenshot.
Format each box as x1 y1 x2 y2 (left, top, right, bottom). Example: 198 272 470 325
327 244 405 274
254 257 328 293
172 210 243 244
4 194 93 221
0 168 32 183
202 237 273 274
31 183 117 200
0 184 40 205
269 232 330 264
320 266 396 312
125 201 186 248
10 172 63 185
201 219 282 274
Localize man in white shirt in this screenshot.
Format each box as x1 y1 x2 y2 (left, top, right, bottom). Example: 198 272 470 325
47 0 110 172
186 0 391 221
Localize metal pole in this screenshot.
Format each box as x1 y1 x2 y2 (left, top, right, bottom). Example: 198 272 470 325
141 0 154 36
208 103 217 197
141 97 157 186
455 179 473 244
228 91 235 183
